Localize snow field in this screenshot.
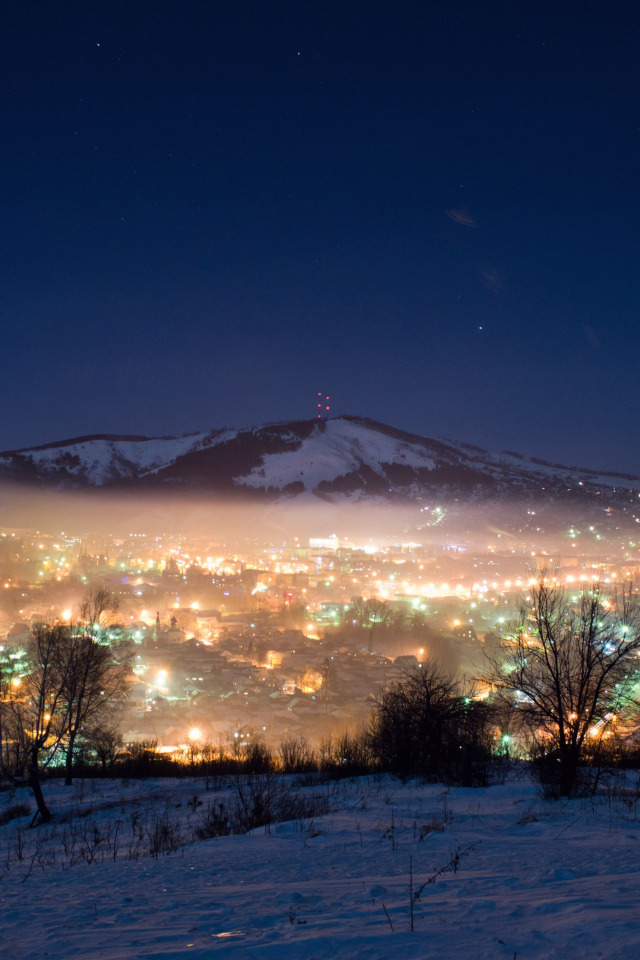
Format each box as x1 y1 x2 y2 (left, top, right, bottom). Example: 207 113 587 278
240 419 436 490
15 434 209 484
1 772 640 959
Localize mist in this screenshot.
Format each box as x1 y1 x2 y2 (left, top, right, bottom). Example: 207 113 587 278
0 481 625 553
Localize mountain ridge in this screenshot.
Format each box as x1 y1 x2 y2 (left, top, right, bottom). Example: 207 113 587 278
0 415 638 504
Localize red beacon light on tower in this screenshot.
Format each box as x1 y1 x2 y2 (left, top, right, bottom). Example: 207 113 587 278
316 392 331 419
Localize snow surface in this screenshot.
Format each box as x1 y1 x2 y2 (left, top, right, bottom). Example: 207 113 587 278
2 771 640 959
240 419 437 490
7 435 209 485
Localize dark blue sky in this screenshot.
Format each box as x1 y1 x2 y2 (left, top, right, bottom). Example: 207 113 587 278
2 1 640 472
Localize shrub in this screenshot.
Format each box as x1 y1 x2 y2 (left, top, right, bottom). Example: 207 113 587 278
368 661 495 785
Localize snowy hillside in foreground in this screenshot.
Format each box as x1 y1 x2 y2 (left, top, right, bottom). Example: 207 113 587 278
2 772 640 959
1 415 639 502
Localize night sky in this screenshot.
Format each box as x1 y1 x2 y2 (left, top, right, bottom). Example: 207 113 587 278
2 2 640 472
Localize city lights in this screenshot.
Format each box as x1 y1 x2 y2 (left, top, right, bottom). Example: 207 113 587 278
0 500 638 760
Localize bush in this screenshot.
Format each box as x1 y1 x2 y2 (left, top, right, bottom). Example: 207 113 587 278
319 729 374 777
279 737 317 773
242 740 276 775
0 802 30 826
195 801 231 839
147 808 182 857
368 661 496 785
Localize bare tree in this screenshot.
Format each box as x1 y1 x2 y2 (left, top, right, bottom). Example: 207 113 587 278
84 717 124 774
0 652 26 783
61 633 128 785
78 586 119 639
0 586 129 820
62 587 128 785
0 625 71 823
483 578 640 795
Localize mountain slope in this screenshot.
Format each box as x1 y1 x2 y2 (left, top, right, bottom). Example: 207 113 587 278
0 416 638 503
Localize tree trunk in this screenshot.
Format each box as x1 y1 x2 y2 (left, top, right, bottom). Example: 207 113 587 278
28 763 51 824
65 729 77 786
559 748 580 797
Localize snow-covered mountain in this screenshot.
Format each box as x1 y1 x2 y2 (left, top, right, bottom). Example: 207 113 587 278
0 415 638 503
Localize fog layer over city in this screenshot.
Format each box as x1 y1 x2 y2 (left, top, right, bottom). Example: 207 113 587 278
2 481 631 547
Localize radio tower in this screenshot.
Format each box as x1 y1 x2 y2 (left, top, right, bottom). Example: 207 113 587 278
316 392 331 419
